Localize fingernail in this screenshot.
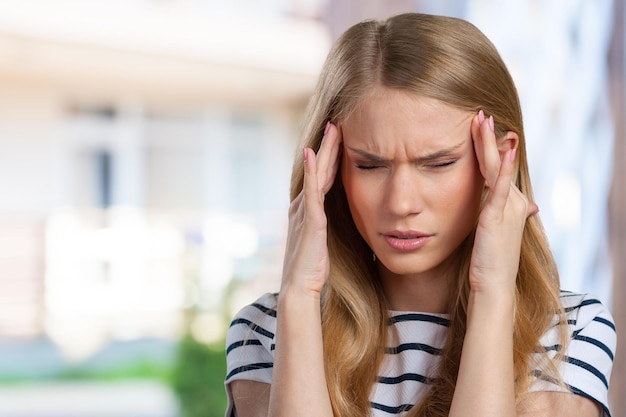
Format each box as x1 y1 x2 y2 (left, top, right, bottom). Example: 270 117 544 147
509 148 517 162
478 110 485 124
489 115 495 132
303 148 308 161
324 121 331 136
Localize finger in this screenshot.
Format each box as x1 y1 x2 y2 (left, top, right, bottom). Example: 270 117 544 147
316 122 342 194
470 112 487 180
302 147 329 235
471 111 500 188
322 123 342 194
314 122 332 176
493 149 539 219
488 148 516 213
303 147 322 206
527 201 539 218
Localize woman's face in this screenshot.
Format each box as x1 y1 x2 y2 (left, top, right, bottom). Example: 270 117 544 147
341 87 484 282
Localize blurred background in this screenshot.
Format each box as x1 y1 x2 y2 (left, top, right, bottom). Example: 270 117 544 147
0 0 623 416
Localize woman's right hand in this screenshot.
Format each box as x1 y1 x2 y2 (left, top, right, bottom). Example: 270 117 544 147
268 122 341 417
281 122 342 298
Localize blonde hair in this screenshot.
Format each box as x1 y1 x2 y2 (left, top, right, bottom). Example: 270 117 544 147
289 13 568 417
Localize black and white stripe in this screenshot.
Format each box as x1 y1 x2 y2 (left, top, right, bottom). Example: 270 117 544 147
529 291 616 417
224 291 615 417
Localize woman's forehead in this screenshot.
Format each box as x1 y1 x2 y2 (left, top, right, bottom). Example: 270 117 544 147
342 88 474 149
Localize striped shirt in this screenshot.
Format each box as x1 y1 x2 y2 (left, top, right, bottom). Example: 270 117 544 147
224 291 615 416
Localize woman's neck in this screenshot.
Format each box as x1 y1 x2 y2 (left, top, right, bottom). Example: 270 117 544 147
378 265 452 314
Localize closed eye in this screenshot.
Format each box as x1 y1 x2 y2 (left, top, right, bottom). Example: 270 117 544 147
427 160 457 168
356 164 383 170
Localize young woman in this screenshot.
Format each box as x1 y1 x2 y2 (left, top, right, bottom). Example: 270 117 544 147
224 13 616 417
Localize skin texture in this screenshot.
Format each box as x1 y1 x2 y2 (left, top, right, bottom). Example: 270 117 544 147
231 87 603 417
341 89 484 312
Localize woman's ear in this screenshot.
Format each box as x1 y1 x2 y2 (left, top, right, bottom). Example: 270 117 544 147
497 131 519 161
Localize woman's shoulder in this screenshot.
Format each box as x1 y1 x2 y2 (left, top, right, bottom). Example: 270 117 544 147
528 292 615 415
224 293 278 415
226 292 279 345
230 292 279 322
224 293 278 383
559 291 615 333
556 290 616 362
545 290 616 416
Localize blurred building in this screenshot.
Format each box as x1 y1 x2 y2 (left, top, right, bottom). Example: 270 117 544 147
0 3 623 414
0 0 331 357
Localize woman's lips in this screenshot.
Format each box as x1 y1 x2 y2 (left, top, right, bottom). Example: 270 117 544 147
383 232 432 252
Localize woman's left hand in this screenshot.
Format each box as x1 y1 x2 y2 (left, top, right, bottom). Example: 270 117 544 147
451 111 539 417
468 110 538 299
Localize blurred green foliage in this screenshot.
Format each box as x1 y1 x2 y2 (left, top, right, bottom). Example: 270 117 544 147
0 356 172 385
171 334 228 417
0 335 229 417
58 360 172 381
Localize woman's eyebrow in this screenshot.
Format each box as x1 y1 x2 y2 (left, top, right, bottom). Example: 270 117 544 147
346 147 388 162
346 142 465 164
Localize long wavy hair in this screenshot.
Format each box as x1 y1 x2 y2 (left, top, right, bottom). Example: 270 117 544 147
289 13 568 417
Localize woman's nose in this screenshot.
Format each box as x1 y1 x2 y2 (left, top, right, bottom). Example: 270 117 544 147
384 167 423 216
